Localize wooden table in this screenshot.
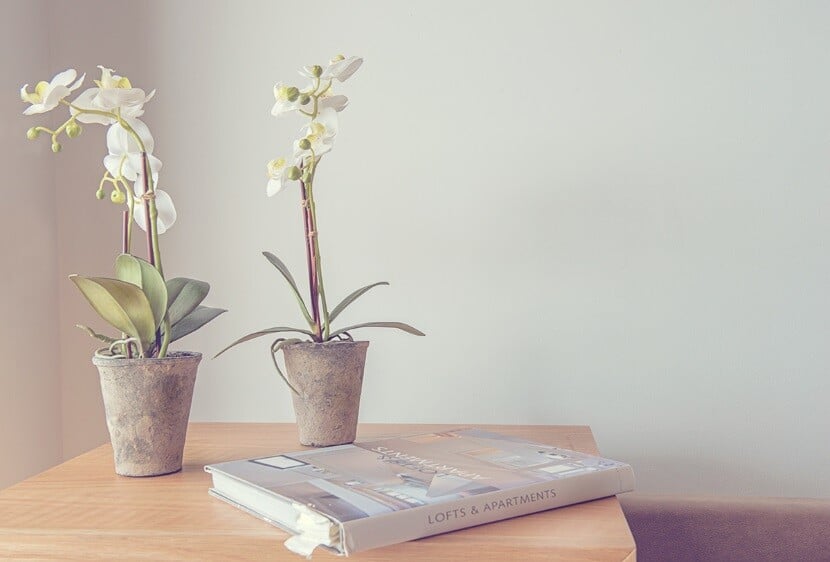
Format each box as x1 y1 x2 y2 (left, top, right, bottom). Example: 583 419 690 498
0 423 636 561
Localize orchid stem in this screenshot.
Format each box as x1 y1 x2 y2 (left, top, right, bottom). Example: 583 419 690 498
300 177 322 341
139 152 168 356
123 180 135 253
121 211 129 254
306 183 330 340
302 149 330 341
139 153 156 267
120 211 132 358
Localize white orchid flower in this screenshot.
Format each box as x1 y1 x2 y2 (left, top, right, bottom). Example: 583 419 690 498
20 69 85 115
266 158 294 196
71 66 155 125
96 66 131 89
100 117 170 232
132 170 176 234
298 56 362 83
295 79 348 112
293 108 338 159
103 119 162 181
323 55 363 82
318 91 349 112
271 82 303 117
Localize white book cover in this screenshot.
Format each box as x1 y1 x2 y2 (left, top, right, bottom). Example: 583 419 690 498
205 428 635 557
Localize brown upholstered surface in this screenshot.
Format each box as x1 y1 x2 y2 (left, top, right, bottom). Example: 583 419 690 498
620 494 830 562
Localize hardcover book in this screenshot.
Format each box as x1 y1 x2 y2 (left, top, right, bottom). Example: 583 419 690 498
204 428 635 557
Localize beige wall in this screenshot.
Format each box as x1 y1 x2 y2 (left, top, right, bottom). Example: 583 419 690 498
1 1 155 487
5 1 830 497
50 0 155 460
0 0 62 489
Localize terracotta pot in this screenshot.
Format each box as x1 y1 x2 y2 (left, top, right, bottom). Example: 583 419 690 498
92 351 201 477
283 341 369 447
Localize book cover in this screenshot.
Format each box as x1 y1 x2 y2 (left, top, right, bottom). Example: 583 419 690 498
205 428 635 557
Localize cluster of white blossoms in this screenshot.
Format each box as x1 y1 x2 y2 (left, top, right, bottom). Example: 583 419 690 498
20 66 176 233
266 55 363 196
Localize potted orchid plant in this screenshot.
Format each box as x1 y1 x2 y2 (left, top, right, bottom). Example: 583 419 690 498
216 55 423 447
20 66 225 476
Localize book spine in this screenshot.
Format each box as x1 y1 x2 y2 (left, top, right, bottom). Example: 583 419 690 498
338 466 634 555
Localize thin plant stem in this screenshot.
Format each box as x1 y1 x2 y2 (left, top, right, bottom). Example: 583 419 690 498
122 180 135 253
300 178 322 341
305 181 330 340
120 211 133 359
121 211 129 254
139 153 156 267
139 152 169 356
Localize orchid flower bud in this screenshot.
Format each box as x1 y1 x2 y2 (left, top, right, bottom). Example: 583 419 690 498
287 166 302 181
51 142 62 153
110 190 125 204
66 121 82 138
286 87 300 102
298 138 311 150
310 65 323 78
26 127 39 140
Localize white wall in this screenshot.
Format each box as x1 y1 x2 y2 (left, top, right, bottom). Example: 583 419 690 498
12 0 830 496
0 0 63 488
149 0 830 497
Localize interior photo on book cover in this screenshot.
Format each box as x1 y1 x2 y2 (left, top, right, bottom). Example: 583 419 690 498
207 428 629 525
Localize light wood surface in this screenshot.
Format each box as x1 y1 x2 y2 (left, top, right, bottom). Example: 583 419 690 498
0 423 636 561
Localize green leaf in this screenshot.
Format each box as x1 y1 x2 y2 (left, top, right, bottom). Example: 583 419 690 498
169 306 226 342
214 326 314 358
166 277 209 326
70 275 156 345
328 321 425 340
115 254 167 330
262 251 314 328
328 282 389 324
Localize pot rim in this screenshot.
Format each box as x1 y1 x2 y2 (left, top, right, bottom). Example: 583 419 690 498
285 340 369 349
92 350 202 366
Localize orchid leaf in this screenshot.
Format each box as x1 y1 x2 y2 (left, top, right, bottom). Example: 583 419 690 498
115 254 167 329
262 251 314 328
328 282 389 324
214 326 315 358
328 321 425 339
169 306 226 342
69 275 156 346
166 277 209 327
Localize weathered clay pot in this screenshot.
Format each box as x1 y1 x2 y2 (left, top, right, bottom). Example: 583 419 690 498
92 351 201 477
283 341 369 447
